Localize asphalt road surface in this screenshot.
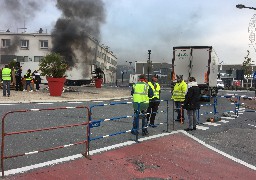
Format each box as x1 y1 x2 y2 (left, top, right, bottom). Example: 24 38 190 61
0 87 255 178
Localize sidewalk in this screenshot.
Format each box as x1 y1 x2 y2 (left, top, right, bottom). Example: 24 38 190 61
0 86 131 103
5 132 256 180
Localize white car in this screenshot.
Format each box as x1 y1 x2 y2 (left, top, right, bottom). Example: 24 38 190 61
217 79 224 89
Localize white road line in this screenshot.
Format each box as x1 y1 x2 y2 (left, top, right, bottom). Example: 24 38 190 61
248 124 256 128
3 131 256 176
196 125 209 130
221 117 235 120
67 102 83 104
181 130 256 171
0 104 15 106
37 103 53 105
219 120 229 123
203 122 221 126
92 101 104 103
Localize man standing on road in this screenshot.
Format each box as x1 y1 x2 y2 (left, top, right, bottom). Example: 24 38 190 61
147 75 161 127
183 77 200 131
131 74 153 136
171 75 187 123
2 64 12 97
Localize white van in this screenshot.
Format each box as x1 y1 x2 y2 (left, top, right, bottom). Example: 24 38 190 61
217 79 224 89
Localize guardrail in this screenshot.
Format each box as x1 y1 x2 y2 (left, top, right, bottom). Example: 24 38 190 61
1 106 90 177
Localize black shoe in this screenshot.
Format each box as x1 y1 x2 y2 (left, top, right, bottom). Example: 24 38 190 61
142 130 149 136
148 124 157 128
184 128 193 131
193 127 196 130
131 129 138 135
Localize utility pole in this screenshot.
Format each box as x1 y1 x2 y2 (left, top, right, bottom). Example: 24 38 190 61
147 50 151 80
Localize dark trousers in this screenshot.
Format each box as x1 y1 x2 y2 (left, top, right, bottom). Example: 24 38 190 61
175 101 184 120
35 81 40 90
25 80 33 91
132 110 147 132
3 80 10 96
15 76 22 91
147 100 160 125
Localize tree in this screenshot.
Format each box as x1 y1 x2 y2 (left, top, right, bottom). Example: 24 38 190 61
242 50 253 89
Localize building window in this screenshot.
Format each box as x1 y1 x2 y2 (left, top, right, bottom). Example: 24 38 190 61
40 40 48 49
34 56 44 62
16 56 28 62
20 40 29 49
2 39 11 48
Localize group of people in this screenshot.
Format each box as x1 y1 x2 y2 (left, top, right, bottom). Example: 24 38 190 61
131 73 200 136
2 64 41 97
131 74 161 136
172 75 200 131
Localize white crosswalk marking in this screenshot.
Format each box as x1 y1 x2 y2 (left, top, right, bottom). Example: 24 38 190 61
196 125 209 130
203 122 221 126
221 117 235 120
219 120 229 123
248 124 256 128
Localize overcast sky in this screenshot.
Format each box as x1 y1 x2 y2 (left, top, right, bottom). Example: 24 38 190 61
1 0 256 65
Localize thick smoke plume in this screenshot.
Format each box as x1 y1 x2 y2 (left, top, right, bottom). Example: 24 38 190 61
2 0 42 22
52 0 106 76
1 0 45 54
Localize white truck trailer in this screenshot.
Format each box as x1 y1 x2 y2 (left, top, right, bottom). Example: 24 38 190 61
172 46 219 101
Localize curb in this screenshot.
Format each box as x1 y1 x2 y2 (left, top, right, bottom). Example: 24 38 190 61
0 96 132 104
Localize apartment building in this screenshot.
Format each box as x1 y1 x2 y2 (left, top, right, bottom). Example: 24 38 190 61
0 29 117 84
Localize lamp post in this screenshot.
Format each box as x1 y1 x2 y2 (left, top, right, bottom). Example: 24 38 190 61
147 50 151 80
236 4 256 10
126 60 137 73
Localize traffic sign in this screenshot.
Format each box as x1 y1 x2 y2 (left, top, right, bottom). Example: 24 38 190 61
253 71 256 80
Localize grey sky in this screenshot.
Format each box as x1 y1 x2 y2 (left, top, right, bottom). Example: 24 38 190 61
1 0 256 65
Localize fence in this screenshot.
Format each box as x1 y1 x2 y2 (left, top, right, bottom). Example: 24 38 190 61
89 100 169 143
172 95 241 128
1 106 90 177
1 96 252 177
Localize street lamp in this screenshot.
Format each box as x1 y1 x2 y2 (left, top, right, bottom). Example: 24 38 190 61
147 50 151 80
236 4 256 10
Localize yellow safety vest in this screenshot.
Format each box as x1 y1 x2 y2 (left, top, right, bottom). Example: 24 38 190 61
148 82 160 99
2 68 11 81
133 82 149 111
171 80 187 102
25 73 31 80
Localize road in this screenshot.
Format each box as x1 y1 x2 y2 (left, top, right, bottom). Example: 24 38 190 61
0 88 255 177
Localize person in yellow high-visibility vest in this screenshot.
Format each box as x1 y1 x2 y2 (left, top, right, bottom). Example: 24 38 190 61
23 69 33 92
147 75 161 127
2 64 12 97
131 74 153 136
171 75 187 122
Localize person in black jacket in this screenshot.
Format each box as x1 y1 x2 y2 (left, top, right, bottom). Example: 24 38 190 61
32 70 41 91
14 66 22 91
183 77 200 131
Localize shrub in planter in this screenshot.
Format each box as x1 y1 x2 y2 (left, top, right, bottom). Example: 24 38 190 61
39 53 68 96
